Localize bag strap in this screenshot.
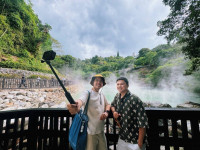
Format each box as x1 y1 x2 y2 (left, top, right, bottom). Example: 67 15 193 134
83 91 90 115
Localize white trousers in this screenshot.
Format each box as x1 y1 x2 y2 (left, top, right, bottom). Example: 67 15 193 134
117 138 146 150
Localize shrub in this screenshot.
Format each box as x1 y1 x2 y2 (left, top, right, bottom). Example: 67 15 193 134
28 74 50 79
0 73 21 78
100 71 112 77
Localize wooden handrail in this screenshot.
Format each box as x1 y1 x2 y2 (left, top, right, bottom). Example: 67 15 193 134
0 108 200 150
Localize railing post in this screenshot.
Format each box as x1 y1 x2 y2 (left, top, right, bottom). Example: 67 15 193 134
146 110 161 150
30 79 33 88
2 78 5 89
44 80 47 88
27 112 38 150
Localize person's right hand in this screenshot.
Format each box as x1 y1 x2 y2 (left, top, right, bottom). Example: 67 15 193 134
113 111 121 119
67 102 80 115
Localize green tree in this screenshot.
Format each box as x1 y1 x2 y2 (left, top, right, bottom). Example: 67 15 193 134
138 48 151 58
51 56 65 69
61 55 76 67
134 57 146 66
157 0 200 72
124 56 135 67
144 51 157 66
152 44 172 51
91 55 101 64
0 0 53 72
0 0 52 56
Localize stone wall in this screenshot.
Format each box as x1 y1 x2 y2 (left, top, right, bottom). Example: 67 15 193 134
0 67 54 78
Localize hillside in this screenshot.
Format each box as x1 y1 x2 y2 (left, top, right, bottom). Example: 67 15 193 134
51 44 200 95
0 0 52 73
0 0 199 96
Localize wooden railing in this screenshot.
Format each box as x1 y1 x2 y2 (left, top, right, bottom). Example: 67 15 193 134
0 108 200 150
0 78 72 89
146 108 200 150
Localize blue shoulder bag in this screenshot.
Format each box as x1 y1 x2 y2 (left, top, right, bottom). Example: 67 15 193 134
69 91 90 150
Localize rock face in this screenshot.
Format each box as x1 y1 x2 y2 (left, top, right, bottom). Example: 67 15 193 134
144 102 172 108
143 101 200 108
176 101 200 108
0 87 77 111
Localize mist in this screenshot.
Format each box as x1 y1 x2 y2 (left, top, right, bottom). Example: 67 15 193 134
105 71 199 107
61 60 200 108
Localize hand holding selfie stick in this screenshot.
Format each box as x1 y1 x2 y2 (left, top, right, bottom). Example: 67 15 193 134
113 111 121 128
115 118 121 128
41 50 76 104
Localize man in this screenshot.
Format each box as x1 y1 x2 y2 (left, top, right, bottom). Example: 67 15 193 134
111 77 148 150
19 75 26 88
67 74 110 150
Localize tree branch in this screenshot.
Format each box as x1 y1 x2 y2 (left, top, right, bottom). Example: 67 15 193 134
0 28 7 39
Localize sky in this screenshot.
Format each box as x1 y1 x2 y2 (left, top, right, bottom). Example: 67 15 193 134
30 0 170 59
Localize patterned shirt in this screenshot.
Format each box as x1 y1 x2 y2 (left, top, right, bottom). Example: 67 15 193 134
111 90 148 144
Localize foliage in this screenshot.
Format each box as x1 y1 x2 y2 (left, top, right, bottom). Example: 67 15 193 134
0 73 50 79
51 56 66 69
51 55 76 69
100 71 112 77
0 53 51 73
147 64 173 87
134 57 146 66
157 0 200 72
134 51 157 66
152 44 172 51
0 0 52 55
50 53 136 79
0 0 54 73
146 57 185 86
61 55 76 67
144 51 157 66
51 44 194 87
28 74 50 79
0 0 199 90
192 71 200 94
137 48 151 58
0 73 21 78
153 45 182 66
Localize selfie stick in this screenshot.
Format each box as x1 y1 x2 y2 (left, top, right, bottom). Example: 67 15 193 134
41 50 76 104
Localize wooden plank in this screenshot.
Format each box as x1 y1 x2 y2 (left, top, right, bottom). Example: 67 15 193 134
0 108 199 150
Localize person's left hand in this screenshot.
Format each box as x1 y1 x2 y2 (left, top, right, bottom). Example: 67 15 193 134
100 112 108 120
